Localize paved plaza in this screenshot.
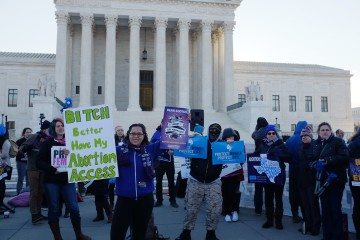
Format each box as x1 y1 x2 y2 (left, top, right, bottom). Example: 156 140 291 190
0 196 356 240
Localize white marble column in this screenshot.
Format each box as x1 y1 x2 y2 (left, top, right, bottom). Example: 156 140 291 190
201 20 214 111
79 14 94 107
178 18 191 109
224 21 236 110
153 17 167 111
218 27 225 111
54 11 69 101
127 16 142 111
104 15 118 110
212 31 219 111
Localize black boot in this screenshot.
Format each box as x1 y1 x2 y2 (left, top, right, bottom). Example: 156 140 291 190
103 199 113 223
353 214 360 239
262 211 274 228
49 222 63 240
275 210 284 230
92 201 104 222
205 230 219 240
71 221 91 240
175 229 191 240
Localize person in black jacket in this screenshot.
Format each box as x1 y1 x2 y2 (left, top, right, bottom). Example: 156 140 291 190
298 125 321 235
257 125 291 230
176 123 223 240
347 128 360 239
312 122 349 240
37 118 91 240
15 127 32 195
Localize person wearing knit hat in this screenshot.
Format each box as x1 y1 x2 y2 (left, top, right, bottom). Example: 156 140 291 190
298 124 320 236
221 128 244 223
256 123 292 230
300 125 313 139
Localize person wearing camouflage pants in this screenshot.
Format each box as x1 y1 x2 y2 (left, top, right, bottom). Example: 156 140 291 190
176 123 223 240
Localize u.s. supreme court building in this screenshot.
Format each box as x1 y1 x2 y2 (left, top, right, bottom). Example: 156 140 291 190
0 0 354 140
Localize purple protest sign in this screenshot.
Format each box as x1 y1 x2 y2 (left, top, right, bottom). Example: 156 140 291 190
160 106 189 150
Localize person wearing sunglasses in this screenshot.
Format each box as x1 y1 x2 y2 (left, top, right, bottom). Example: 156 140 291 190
256 124 291 230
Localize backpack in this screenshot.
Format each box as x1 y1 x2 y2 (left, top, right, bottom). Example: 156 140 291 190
9 140 19 158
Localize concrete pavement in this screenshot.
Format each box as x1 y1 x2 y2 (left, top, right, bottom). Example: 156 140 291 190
1 196 357 240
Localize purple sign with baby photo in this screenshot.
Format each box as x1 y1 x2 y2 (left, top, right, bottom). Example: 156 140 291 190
160 106 189 150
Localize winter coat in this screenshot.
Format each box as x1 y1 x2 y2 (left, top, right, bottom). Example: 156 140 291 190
0 139 11 166
298 140 317 188
15 137 27 162
150 129 173 165
115 141 161 199
190 140 223 183
313 135 349 184
20 132 49 171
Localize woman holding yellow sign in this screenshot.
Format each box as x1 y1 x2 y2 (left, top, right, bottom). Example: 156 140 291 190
37 118 91 240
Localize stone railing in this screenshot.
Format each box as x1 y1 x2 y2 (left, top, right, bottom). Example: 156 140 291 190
226 101 245 112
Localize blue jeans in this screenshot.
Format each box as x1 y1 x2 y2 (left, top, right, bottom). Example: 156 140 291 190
44 183 81 223
16 161 29 195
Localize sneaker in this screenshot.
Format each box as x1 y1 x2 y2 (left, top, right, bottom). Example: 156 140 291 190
225 215 232 222
154 201 163 207
232 211 239 222
170 202 179 208
32 214 46 224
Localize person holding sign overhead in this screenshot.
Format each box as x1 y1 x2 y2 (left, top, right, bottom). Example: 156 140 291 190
256 125 291 230
110 123 162 240
37 118 91 240
348 128 360 240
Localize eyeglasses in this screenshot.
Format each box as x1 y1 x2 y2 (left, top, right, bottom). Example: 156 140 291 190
129 132 144 137
267 132 276 135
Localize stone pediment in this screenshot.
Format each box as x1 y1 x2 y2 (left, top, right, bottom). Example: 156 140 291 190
55 0 241 21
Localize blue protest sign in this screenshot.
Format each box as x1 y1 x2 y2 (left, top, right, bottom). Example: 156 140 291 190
173 136 208 159
211 141 246 165
247 153 286 185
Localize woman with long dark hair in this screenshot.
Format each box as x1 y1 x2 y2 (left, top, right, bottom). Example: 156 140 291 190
37 118 91 240
348 128 360 239
110 123 161 240
313 122 348 240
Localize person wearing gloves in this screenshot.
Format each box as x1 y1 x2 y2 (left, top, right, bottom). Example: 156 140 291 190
348 128 360 240
298 125 321 236
256 125 292 230
221 128 244 223
251 117 269 215
176 123 223 240
37 118 91 240
312 122 349 240
285 121 308 223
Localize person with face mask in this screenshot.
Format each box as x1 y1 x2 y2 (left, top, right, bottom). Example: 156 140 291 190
176 123 223 240
313 122 349 240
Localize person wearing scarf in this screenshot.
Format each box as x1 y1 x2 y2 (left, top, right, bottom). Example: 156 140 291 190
256 124 291 230
313 122 349 240
37 118 91 240
110 123 162 240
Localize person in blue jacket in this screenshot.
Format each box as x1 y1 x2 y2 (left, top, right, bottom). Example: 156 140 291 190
285 120 308 223
110 123 161 240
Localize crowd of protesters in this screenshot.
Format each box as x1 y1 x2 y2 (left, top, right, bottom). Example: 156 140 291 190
0 114 359 240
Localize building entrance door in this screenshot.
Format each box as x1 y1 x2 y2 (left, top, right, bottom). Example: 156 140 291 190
140 70 153 111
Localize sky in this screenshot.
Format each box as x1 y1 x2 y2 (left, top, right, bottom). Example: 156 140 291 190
0 0 359 107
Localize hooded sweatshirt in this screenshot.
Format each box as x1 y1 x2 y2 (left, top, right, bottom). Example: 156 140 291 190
286 121 308 173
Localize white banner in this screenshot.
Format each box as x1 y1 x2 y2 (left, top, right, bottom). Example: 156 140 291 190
63 105 118 183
